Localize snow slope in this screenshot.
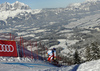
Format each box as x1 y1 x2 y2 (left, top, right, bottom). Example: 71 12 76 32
65 13 100 28
0 57 57 71
77 59 100 71
50 39 79 56
0 57 100 71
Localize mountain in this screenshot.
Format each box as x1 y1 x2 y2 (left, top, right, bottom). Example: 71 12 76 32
0 1 31 11
1 1 100 64
85 0 100 2
66 0 100 11
1 1 100 39
0 0 100 39
1 0 100 27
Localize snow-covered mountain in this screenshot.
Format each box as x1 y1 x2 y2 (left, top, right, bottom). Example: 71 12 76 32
1 1 100 65
0 1 31 11
66 0 100 11
0 1 41 23
85 0 100 2
0 0 100 46
1 0 100 26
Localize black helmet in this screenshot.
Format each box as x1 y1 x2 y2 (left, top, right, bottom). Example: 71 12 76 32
53 48 56 50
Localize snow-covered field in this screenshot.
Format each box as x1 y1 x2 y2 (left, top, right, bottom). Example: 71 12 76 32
0 57 100 71
65 13 100 28
50 39 79 56
0 57 57 71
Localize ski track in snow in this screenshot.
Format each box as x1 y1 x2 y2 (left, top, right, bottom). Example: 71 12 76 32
0 57 100 71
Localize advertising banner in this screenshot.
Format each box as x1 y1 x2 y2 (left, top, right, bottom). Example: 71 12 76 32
0 40 18 57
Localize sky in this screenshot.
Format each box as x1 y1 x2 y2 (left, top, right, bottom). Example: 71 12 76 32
0 0 85 9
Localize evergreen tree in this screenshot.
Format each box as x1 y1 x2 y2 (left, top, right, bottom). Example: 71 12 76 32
74 49 81 64
91 42 100 60
85 46 92 61
86 42 100 61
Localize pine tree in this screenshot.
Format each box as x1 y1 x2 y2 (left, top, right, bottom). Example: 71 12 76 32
74 49 81 64
86 42 100 61
85 46 92 61
91 42 100 60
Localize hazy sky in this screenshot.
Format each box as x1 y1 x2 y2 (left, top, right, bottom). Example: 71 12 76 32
0 0 85 9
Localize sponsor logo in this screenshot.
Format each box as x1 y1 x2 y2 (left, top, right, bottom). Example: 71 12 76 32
0 44 14 52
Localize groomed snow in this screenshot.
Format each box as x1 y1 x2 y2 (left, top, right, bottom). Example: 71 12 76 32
0 57 57 71
0 57 100 71
77 59 100 71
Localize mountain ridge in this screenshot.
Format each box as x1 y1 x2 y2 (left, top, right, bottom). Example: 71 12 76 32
0 0 100 29
0 1 31 11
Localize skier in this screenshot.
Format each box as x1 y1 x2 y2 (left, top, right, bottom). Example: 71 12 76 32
47 49 53 62
47 48 56 62
52 48 56 61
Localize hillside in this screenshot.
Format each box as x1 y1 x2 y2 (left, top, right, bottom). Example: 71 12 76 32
0 0 100 66
0 57 100 71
